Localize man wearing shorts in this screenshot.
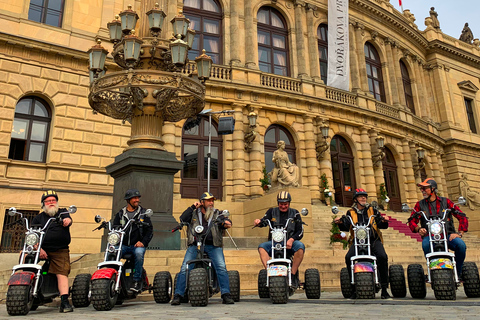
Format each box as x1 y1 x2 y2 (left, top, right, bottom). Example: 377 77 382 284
32 190 73 313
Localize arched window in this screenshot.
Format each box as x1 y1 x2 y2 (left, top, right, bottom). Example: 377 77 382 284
9 97 51 163
257 7 289 76
382 147 401 212
264 125 296 175
183 0 222 64
28 0 64 27
181 116 223 199
364 42 385 102
317 24 328 83
400 61 415 114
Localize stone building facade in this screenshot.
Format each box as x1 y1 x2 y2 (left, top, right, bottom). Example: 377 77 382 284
1 0 480 253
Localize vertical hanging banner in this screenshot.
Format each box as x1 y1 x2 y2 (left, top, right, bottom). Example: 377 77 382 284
327 0 350 91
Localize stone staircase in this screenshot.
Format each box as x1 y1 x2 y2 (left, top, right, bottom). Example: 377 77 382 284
1 205 480 299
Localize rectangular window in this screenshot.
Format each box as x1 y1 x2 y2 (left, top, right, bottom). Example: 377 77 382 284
28 0 64 28
465 98 477 134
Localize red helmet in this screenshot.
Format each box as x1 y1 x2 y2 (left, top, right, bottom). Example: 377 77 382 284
353 188 368 200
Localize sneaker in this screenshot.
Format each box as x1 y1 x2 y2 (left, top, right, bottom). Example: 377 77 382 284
171 294 182 305
59 297 74 313
131 281 142 292
221 293 235 304
381 289 392 300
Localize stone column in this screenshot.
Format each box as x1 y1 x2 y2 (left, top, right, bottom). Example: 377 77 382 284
409 141 423 199
417 61 432 119
230 0 242 66
316 118 333 202
232 104 247 200
431 64 455 126
361 128 376 199
304 115 320 201
244 0 256 68
306 4 320 80
384 38 400 106
354 23 369 92
401 139 417 205
250 106 264 197
369 129 384 202
294 2 308 78
349 22 360 91
393 46 407 107
411 56 425 117
429 149 443 195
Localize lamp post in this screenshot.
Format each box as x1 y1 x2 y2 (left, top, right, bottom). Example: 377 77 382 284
199 109 235 192
87 3 213 250
315 121 330 160
372 135 386 167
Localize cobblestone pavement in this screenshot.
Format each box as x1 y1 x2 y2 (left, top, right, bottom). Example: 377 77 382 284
1 291 479 320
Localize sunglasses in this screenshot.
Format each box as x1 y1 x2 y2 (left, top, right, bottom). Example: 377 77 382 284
419 187 429 191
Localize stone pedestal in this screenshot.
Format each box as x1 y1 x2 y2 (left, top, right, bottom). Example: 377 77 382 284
105 148 183 250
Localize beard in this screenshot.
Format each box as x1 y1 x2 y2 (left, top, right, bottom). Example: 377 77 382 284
205 206 214 220
43 203 59 217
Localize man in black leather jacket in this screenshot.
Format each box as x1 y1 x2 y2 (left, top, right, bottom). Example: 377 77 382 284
112 189 153 292
254 191 305 287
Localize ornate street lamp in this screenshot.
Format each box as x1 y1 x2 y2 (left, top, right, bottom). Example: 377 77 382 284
316 120 330 160
244 111 258 151
372 135 386 167
88 5 212 150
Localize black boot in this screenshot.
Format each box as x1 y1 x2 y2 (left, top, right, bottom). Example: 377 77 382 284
221 293 235 304
59 294 73 313
381 287 392 300
171 294 182 305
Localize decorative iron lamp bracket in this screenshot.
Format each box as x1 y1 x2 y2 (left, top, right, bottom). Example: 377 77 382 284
372 135 385 167
315 138 329 160
244 111 257 152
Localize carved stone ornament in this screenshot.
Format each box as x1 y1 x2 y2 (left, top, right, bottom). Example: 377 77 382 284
89 69 205 122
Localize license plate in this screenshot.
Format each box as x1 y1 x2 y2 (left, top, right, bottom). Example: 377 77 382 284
429 258 454 270
268 265 288 277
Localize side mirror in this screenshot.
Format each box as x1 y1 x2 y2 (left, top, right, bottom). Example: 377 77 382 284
370 201 378 209
300 208 308 216
68 205 77 214
401 203 410 212
94 215 103 223
331 206 339 214
457 197 466 206
221 210 230 217
8 207 17 216
145 209 153 217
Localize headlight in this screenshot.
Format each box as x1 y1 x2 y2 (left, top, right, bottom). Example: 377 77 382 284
25 233 39 246
272 229 285 243
356 228 367 240
195 225 204 234
108 233 120 245
430 222 443 235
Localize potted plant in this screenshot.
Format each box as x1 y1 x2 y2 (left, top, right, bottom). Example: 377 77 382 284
259 166 271 192
330 216 348 249
379 183 390 210
320 173 333 205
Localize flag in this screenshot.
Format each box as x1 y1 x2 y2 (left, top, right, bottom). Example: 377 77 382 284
327 0 350 91
399 0 404 12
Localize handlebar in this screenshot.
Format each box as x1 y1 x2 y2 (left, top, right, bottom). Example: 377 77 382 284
172 221 189 233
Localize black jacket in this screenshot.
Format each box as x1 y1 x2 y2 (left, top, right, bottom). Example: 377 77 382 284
32 208 71 252
260 207 304 241
113 206 153 247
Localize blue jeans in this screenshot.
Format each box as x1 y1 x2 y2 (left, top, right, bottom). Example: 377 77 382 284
174 245 230 296
258 240 305 258
422 236 466 276
121 245 146 281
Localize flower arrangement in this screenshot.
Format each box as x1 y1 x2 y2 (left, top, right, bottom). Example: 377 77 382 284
259 166 271 191
330 216 348 249
379 183 390 210
320 173 333 204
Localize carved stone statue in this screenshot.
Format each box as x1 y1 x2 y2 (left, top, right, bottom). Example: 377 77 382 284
429 7 440 29
269 140 299 188
459 173 480 210
460 23 474 44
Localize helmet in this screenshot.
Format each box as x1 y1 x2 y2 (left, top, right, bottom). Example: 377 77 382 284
353 188 368 201
417 178 437 190
200 192 216 201
41 190 58 204
277 191 292 203
124 189 141 200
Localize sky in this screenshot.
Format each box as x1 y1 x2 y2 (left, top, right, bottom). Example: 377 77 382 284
390 0 479 40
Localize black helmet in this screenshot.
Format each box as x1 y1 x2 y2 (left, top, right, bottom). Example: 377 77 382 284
124 189 141 200
200 192 216 201
353 188 368 200
41 190 58 204
417 178 437 191
277 191 292 203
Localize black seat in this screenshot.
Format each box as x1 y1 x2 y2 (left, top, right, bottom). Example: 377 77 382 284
123 253 133 260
